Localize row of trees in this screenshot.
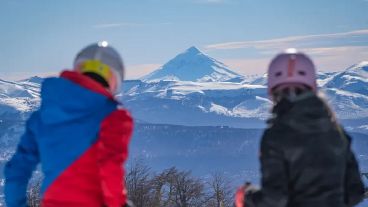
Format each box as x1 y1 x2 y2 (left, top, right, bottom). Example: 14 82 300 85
126 160 234 207
27 160 235 207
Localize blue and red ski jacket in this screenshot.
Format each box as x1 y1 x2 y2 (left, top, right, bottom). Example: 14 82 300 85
4 71 134 207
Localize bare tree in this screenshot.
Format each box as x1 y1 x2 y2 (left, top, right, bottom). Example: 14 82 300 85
151 167 206 207
125 159 154 207
23 164 233 207
173 170 205 207
151 167 177 207
206 172 233 207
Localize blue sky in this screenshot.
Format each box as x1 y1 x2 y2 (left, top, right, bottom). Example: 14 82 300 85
0 0 368 80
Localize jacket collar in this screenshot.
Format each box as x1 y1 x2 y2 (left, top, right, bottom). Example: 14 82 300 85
60 70 114 100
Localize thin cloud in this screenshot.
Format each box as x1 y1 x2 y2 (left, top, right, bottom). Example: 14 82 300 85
194 0 228 4
92 22 171 29
220 45 368 76
206 29 368 51
304 46 368 70
93 23 144 29
202 0 224 3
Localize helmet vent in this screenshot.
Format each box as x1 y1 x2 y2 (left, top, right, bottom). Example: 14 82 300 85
298 71 306 76
275 71 282 77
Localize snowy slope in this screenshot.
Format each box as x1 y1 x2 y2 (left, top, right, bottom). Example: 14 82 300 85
0 78 41 174
1 53 364 132
250 71 338 87
19 76 44 85
324 62 368 95
121 59 368 132
0 54 366 132
0 78 40 114
0 81 37 179
0 55 365 132
323 88 368 119
121 80 269 128
142 46 244 82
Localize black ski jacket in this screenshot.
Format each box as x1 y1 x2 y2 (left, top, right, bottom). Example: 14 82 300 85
245 93 365 207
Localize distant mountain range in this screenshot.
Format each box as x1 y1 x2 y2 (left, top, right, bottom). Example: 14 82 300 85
0 47 367 132
142 46 243 82
124 47 368 132
0 47 367 200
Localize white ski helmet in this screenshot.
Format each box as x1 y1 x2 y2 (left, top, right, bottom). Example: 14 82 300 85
73 41 124 93
267 48 317 95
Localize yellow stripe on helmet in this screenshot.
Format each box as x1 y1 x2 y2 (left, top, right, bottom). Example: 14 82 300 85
79 60 112 82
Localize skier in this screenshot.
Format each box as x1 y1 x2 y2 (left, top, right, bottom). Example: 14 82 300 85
235 49 365 207
4 41 134 207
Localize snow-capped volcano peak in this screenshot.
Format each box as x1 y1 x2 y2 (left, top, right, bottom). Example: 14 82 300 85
142 46 243 82
185 46 202 55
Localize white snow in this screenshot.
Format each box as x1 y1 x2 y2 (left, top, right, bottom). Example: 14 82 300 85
0 79 41 114
358 125 368 130
324 61 368 95
142 46 244 82
209 103 231 115
0 79 40 98
250 73 268 85
0 97 37 113
0 54 367 207
323 88 368 119
317 72 337 87
0 51 366 131
232 96 272 119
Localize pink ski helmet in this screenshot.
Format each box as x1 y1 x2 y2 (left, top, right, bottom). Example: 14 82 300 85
267 48 317 95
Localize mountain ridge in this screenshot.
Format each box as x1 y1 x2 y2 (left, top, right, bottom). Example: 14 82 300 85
0 51 367 132
142 46 244 82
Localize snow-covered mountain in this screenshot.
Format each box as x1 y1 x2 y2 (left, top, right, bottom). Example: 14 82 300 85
142 46 244 82
0 55 367 132
122 60 368 133
121 80 270 128
321 62 368 122
1 59 365 157
0 51 368 204
324 61 368 95
0 78 40 113
19 76 44 85
0 78 40 176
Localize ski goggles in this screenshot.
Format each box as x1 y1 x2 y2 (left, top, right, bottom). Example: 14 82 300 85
78 59 113 83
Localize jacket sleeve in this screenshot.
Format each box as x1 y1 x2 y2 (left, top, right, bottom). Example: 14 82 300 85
343 133 365 207
97 109 133 207
4 115 39 207
245 129 289 207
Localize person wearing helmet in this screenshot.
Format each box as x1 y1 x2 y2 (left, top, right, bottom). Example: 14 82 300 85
235 49 365 207
4 41 135 207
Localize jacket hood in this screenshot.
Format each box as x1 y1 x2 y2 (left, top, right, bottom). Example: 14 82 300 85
270 92 336 133
39 77 116 125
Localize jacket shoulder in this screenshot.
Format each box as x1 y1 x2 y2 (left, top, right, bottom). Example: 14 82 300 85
24 111 41 131
102 108 133 124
